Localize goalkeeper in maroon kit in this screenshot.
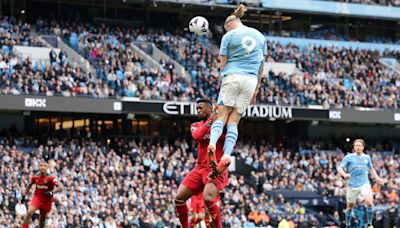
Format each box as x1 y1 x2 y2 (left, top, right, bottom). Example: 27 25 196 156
174 99 228 228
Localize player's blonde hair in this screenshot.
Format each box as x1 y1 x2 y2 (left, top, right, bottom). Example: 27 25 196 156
353 139 365 147
224 4 247 26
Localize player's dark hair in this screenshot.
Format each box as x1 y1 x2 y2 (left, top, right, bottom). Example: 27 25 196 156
196 98 212 106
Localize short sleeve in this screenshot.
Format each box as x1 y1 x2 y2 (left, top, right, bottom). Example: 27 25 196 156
341 155 349 168
219 34 230 56
52 177 60 186
367 156 373 169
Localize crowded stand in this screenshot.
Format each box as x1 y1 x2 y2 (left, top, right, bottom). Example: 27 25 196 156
263 42 400 109
0 18 398 109
0 135 399 227
0 0 400 227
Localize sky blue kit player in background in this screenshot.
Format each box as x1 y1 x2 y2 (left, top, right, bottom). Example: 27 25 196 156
206 4 267 180
338 139 385 228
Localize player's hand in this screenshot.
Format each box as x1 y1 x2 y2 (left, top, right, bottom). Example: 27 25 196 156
376 178 386 186
343 173 351 179
45 191 53 196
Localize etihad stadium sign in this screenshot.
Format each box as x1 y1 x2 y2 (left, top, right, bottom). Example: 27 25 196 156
243 105 292 119
161 102 293 119
123 101 327 120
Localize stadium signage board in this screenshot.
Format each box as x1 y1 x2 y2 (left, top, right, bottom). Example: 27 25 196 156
162 102 294 119
394 113 400 122
0 95 121 114
124 100 400 124
163 102 197 115
1 95 398 124
25 98 47 108
124 101 325 120
243 105 292 119
329 109 400 124
328 110 341 120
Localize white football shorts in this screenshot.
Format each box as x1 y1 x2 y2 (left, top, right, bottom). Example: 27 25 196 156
346 183 373 204
217 74 258 114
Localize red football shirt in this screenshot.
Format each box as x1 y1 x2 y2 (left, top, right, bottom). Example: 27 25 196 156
190 117 225 167
30 175 59 199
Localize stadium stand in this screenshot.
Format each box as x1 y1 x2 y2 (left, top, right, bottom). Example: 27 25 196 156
0 1 399 225
1 18 398 109
0 135 399 227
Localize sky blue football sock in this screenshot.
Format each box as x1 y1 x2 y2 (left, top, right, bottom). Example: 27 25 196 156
209 119 224 147
345 209 353 227
366 206 373 225
223 124 238 156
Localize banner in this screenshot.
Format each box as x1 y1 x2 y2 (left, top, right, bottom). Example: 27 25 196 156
0 95 121 114
329 109 400 124
123 101 329 121
0 95 398 124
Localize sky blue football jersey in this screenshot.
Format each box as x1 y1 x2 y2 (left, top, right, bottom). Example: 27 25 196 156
219 25 267 78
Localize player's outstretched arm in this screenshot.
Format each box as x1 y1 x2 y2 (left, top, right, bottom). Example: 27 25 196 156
370 168 385 185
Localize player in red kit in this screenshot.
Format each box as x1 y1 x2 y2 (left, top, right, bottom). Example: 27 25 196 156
174 98 228 228
22 161 63 228
189 193 206 227
189 193 211 228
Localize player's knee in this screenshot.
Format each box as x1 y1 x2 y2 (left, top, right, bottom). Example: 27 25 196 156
174 197 185 206
227 111 241 125
218 106 231 119
203 192 215 202
365 198 373 206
